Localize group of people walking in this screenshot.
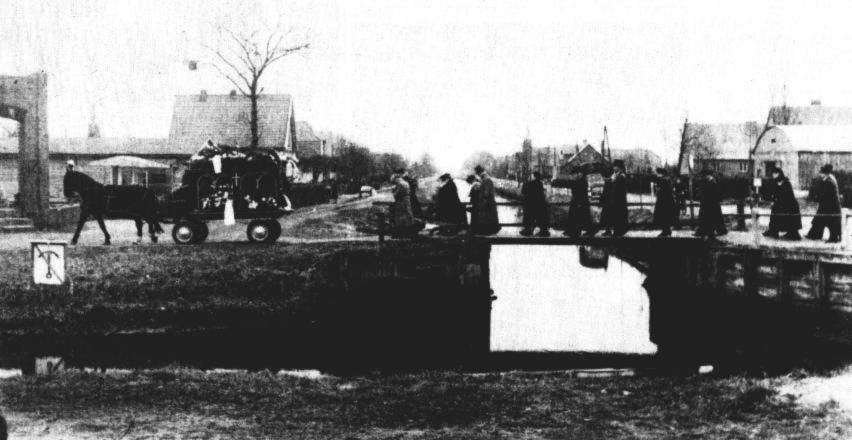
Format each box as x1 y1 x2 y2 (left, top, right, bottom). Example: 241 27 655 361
390 160 845 243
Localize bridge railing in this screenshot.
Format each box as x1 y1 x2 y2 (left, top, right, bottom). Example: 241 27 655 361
371 200 852 248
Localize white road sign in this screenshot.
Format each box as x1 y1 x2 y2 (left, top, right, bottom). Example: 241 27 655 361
32 242 66 285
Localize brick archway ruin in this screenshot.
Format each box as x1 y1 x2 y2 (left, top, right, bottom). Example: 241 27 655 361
0 72 49 228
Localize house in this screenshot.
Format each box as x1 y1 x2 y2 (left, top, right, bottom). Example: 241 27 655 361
295 121 328 158
558 144 606 176
609 148 663 173
678 122 761 176
0 137 175 201
168 93 297 157
753 125 852 190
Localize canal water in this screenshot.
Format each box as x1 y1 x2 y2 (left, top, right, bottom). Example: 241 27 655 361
454 179 657 354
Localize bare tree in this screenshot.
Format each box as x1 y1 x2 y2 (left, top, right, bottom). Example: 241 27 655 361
203 22 309 148
678 120 717 173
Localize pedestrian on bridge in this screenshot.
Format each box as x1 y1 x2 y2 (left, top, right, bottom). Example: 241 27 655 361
600 160 628 237
806 164 842 243
472 165 501 235
432 173 468 235
764 168 802 240
389 171 421 236
520 171 550 237
694 169 727 240
563 166 592 237
653 167 677 237
400 168 423 219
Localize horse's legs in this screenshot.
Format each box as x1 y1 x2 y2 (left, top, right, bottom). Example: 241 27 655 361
134 218 143 244
70 209 90 245
147 220 158 243
94 213 111 245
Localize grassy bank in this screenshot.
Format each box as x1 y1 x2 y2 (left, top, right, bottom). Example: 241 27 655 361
1 367 850 439
0 242 368 332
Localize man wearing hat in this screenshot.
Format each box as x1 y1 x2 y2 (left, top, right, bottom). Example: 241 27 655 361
806 164 842 242
563 165 592 237
472 165 500 235
601 160 628 237
694 168 727 240
520 171 550 237
432 173 467 234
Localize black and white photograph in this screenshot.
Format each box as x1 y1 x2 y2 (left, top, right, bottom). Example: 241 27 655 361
1 0 852 438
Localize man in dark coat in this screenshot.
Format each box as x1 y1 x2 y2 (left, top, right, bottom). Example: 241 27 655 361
806 164 842 242
601 160 628 237
466 174 481 229
764 168 802 240
472 165 501 235
401 169 423 219
520 171 550 237
653 167 677 237
432 173 468 234
563 166 593 237
694 169 727 240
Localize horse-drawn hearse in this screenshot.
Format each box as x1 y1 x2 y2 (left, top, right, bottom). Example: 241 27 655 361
64 142 295 245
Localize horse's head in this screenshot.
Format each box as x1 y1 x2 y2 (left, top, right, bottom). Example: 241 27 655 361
63 170 100 199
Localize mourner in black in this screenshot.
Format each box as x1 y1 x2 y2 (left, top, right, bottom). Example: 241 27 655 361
694 169 727 240
432 173 468 234
466 174 481 229
563 166 593 237
400 168 423 219
520 171 550 237
763 168 802 240
806 164 842 243
601 160 628 237
653 167 677 237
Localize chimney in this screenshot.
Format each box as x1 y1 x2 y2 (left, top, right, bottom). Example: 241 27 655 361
811 99 822 106
199 90 208 102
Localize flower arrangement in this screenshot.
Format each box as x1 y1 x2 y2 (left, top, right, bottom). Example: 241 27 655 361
243 194 279 210
201 190 231 210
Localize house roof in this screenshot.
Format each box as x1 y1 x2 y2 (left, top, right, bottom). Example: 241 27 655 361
683 122 761 161
764 125 852 153
768 105 852 126
296 121 320 141
0 137 171 156
168 94 295 155
87 155 170 169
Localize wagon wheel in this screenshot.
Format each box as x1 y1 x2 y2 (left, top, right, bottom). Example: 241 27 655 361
172 220 207 245
247 219 281 243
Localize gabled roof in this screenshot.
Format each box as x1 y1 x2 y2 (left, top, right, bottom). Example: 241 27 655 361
296 121 320 141
87 155 170 169
168 94 295 155
763 125 852 153
768 105 852 126
0 137 171 155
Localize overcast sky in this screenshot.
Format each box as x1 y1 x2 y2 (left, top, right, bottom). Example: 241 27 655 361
2 0 852 170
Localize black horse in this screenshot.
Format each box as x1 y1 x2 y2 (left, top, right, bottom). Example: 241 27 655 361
64 170 164 245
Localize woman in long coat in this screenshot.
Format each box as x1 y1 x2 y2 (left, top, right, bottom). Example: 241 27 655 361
433 173 468 233
764 168 802 240
653 168 677 237
563 167 592 237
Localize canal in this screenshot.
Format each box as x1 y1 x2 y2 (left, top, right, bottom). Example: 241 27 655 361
454 179 657 354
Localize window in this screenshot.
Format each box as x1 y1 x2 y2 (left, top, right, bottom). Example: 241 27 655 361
771 138 777 144
739 162 748 172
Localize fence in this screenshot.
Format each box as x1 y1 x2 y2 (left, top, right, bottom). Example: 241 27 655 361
372 200 852 249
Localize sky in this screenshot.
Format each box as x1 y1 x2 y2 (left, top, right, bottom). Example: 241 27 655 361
3 0 852 171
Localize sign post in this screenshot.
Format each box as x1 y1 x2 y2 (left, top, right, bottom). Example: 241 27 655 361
31 241 67 286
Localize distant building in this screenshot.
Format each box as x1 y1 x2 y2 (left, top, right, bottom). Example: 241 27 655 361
0 137 175 200
295 121 329 158
678 122 761 177
609 148 663 173
558 144 606 176
767 102 852 126
753 125 852 190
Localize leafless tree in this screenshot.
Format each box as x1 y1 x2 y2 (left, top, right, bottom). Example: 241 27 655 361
678 119 717 173
203 22 309 148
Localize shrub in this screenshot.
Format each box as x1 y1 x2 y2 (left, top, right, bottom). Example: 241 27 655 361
289 183 331 208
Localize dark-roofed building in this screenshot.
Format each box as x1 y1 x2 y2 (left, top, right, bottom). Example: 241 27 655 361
295 121 327 158
678 122 762 176
168 93 297 156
